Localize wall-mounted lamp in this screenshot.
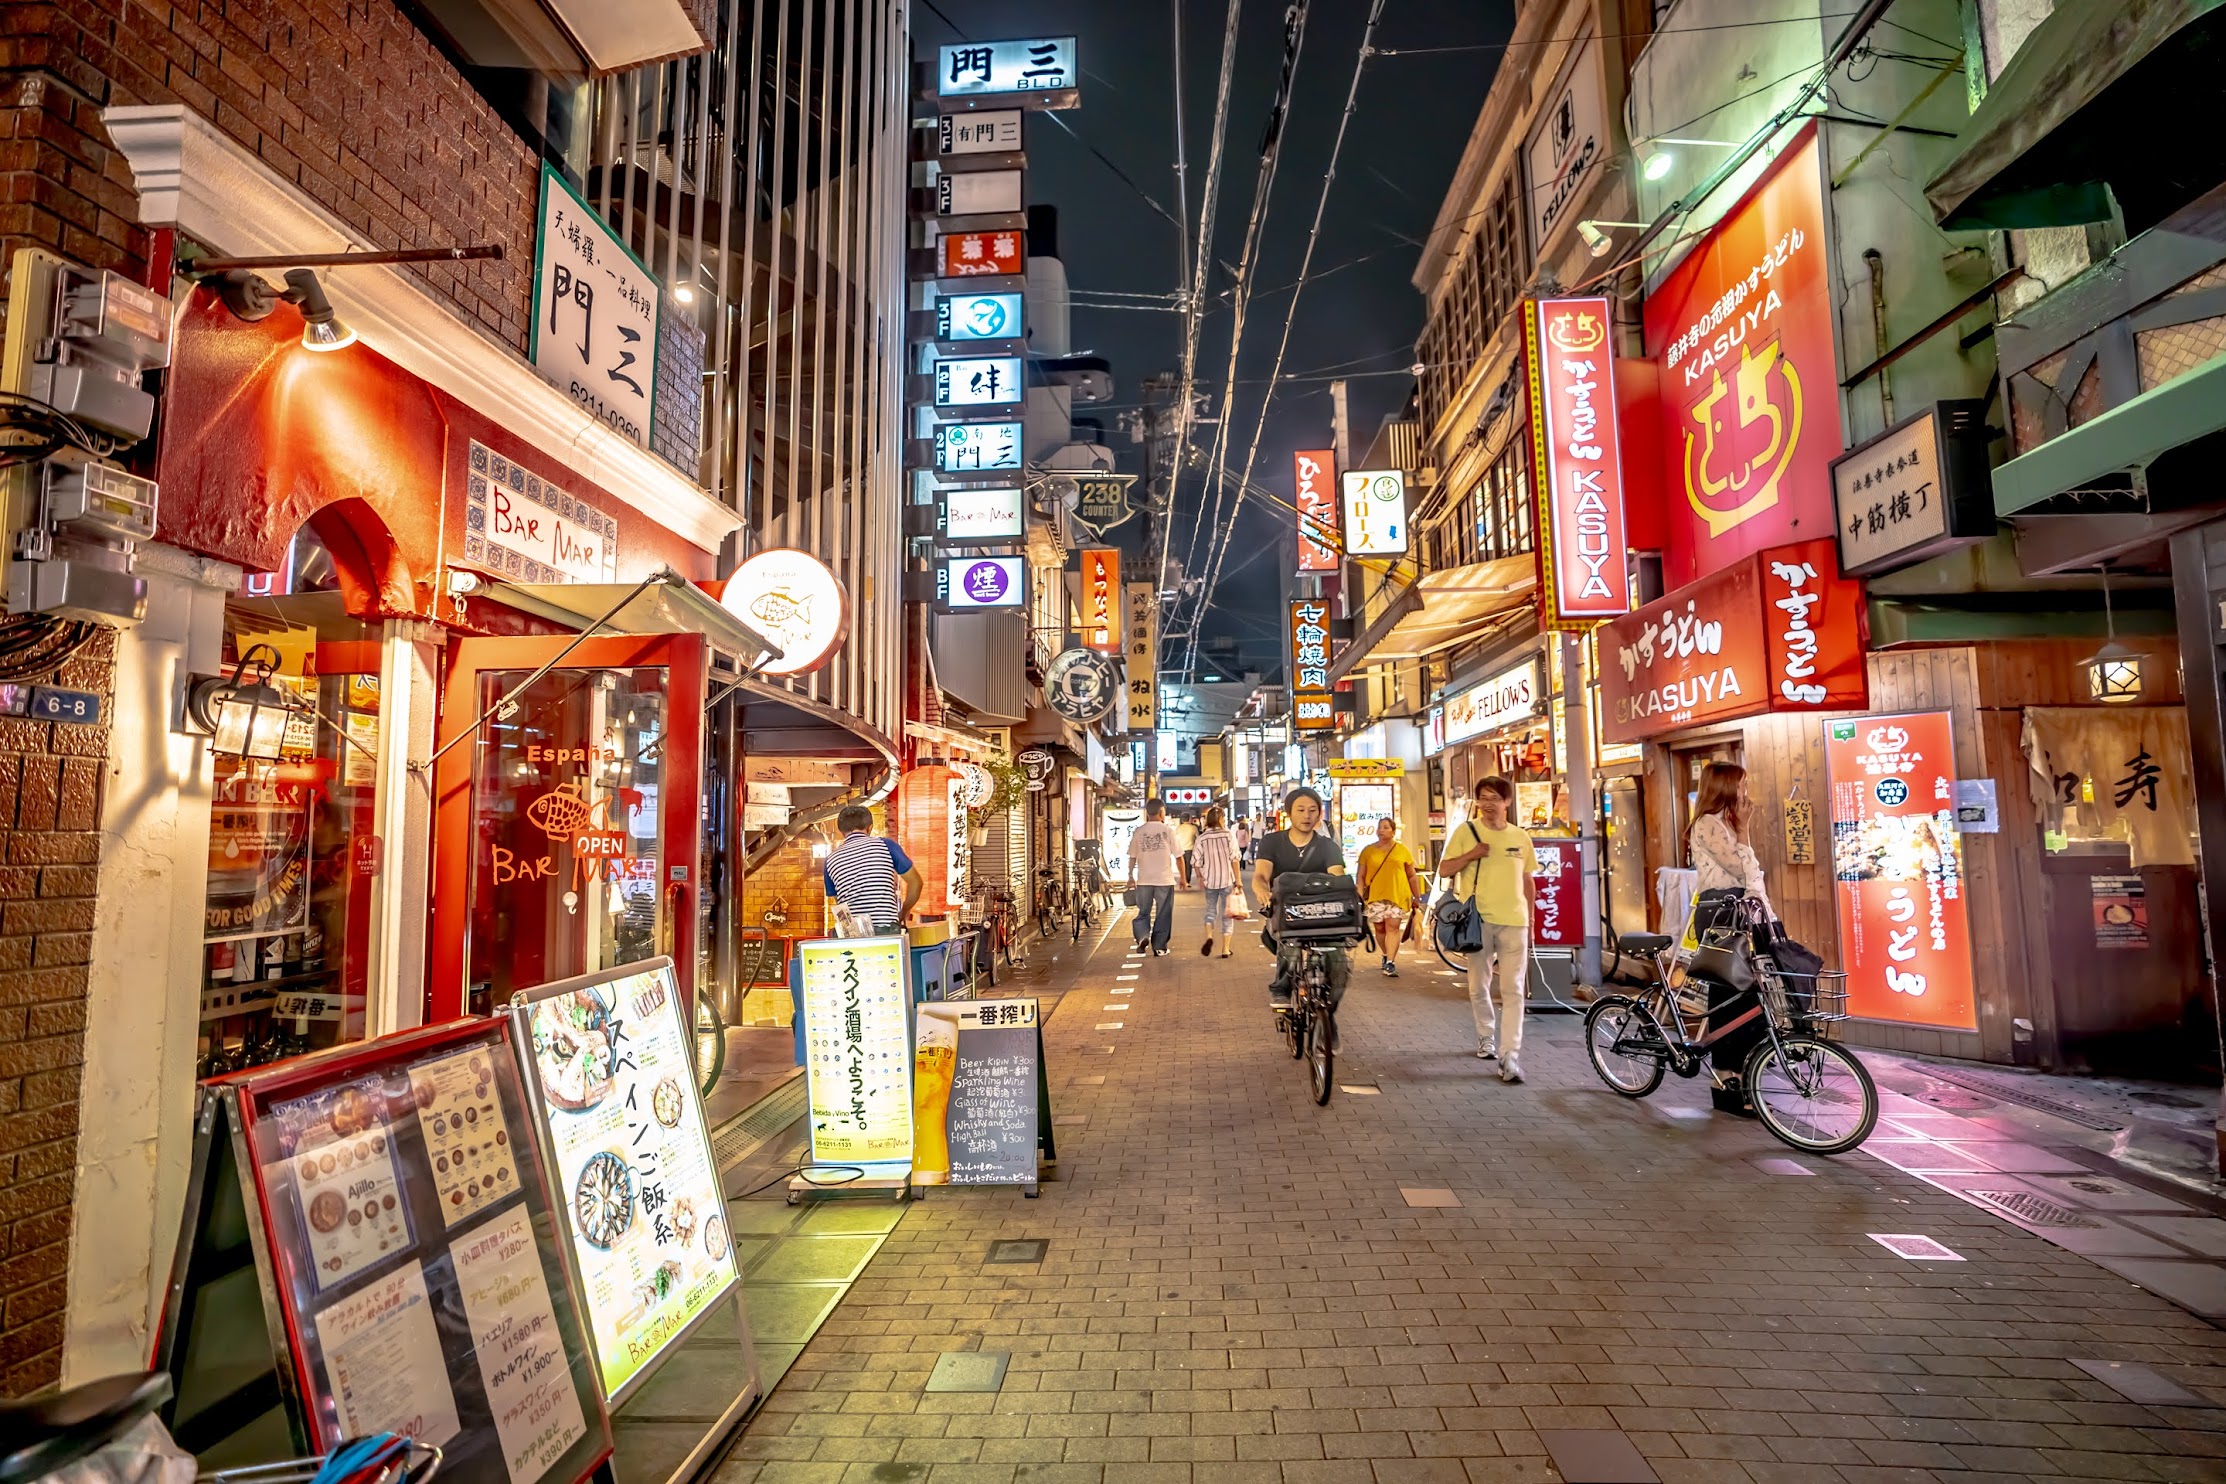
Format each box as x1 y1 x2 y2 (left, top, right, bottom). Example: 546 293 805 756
195 243 503 354
1575 220 1651 259
185 644 307 761
1638 136 1741 182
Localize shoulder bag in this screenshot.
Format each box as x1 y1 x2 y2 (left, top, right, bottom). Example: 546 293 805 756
1432 822 1488 956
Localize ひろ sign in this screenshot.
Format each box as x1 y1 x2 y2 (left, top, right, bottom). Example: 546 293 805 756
719 548 848 675
1644 124 1839 587
1523 296 1631 626
1824 712 1976 1031
1293 449 1340 573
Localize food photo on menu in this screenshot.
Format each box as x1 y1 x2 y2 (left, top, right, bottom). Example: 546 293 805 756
524 967 739 1397
272 1078 415 1294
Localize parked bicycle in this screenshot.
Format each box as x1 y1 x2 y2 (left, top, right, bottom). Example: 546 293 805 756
1583 892 1878 1154
1067 859 1099 943
1034 864 1070 939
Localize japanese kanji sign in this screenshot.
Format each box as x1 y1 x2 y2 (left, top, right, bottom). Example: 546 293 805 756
940 230 1024 279
1825 712 1976 1031
1340 470 1408 556
1830 401 1997 578
1293 448 1340 573
531 165 660 450
1124 581 1157 731
795 936 915 1172
934 355 1023 408
1523 295 1632 626
933 420 1022 472
939 110 1022 155
1531 837 1582 948
937 38 1078 98
1289 598 1335 731
1079 547 1120 651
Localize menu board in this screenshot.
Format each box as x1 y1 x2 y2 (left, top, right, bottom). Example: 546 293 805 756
515 959 742 1402
796 935 915 1174
912 999 1040 1188
222 1018 610 1484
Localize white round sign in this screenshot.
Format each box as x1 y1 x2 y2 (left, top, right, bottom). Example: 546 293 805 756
721 549 849 675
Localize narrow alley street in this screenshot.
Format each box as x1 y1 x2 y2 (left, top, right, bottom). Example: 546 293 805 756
716 898 2226 1484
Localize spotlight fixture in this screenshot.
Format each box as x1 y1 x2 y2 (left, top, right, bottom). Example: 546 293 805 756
1575 221 1649 259
1637 136 1740 183
195 243 502 353
285 269 356 352
674 282 697 305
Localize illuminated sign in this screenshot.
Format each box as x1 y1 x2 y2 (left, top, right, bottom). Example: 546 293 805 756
1524 295 1632 627
933 420 1022 472
1444 661 1542 746
1327 759 1403 778
1163 786 1212 806
530 166 659 449
937 555 1027 610
1155 731 1177 771
1645 124 1839 586
939 110 1022 154
937 169 1023 217
1292 692 1336 731
1825 711 1976 1031
1293 448 1339 572
1830 401 1996 578
936 292 1023 342
795 937 916 1171
1531 838 1582 948
1288 599 1330 691
937 37 1078 96
1080 547 1119 651
1101 808 1141 881
1046 647 1118 723
719 548 848 675
934 355 1023 408
939 485 1025 542
941 231 1023 278
1422 704 1446 757
1124 582 1157 730
1339 469 1408 556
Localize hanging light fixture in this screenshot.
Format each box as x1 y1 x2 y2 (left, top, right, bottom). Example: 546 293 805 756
187 644 307 761
2083 565 2144 703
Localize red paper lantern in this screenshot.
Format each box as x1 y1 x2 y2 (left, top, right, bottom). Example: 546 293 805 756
896 763 959 916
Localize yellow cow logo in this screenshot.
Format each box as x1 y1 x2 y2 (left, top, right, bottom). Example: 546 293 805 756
1683 340 1804 538
1546 306 1606 354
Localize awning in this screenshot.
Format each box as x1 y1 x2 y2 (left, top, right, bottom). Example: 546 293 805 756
1926 0 2226 232
488 573 780 674
1328 555 1535 682
1993 348 2226 514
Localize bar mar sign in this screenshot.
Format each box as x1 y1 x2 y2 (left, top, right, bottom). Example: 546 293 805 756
1597 537 1866 744
1523 295 1631 627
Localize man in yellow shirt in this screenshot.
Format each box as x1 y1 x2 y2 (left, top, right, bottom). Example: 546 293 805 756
1436 775 1538 1083
1356 816 1425 978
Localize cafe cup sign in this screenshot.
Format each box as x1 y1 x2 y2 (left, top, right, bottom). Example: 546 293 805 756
719 549 848 675
1597 537 1866 744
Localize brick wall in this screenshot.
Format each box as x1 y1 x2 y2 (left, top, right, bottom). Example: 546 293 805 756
0 627 113 1396
741 835 830 945
0 0 544 350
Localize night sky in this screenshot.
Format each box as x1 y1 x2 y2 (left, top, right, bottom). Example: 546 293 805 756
917 1 1515 676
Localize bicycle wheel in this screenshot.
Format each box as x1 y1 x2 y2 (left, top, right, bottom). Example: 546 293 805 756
692 991 726 1096
1745 1036 1878 1155
983 930 1002 988
1285 1000 1307 1058
1583 995 1668 1098
1308 1004 1334 1105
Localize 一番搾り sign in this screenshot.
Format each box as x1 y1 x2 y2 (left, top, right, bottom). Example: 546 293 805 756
1644 124 1840 588
1597 537 1866 744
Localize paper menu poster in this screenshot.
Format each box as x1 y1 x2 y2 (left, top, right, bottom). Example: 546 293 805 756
314 1261 461 1447
408 1047 521 1228
273 1079 411 1293
522 967 740 1399
452 1205 588 1484
797 935 915 1170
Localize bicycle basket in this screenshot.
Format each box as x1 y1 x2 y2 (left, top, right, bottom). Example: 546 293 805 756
1773 968 1849 1028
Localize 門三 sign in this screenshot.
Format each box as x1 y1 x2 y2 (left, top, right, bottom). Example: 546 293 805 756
532 165 660 448
1830 400 1996 579
934 421 1022 473
940 110 1022 155
938 38 1078 98
1524 295 1631 626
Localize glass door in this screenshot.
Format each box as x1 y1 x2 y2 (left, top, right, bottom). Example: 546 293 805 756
430 634 706 1022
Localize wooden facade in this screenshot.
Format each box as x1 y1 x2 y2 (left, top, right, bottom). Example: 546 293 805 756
1638 635 2198 1071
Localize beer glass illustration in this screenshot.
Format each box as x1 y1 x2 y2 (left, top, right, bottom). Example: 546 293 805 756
912 1005 961 1184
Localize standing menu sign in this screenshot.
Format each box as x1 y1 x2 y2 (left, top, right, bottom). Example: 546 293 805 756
913 999 1048 1193
796 935 916 1178
511 958 749 1403
155 1019 612 1484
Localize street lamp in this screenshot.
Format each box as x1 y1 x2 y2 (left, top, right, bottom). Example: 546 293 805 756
2083 567 2143 703
189 644 307 762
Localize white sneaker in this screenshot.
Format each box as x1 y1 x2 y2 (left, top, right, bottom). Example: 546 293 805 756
1476 1043 1496 1061
1499 1058 1523 1085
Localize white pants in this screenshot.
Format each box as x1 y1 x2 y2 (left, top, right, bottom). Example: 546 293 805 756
1466 922 1530 1059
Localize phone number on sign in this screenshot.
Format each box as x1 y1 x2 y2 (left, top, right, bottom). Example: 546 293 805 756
567 382 644 444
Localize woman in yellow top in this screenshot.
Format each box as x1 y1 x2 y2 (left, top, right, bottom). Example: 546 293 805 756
1356 816 1426 978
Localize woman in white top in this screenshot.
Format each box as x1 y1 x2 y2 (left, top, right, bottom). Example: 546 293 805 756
1193 807 1240 958
1687 760 1769 1116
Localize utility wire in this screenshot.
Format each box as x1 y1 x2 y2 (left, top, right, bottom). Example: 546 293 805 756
1187 0 1389 682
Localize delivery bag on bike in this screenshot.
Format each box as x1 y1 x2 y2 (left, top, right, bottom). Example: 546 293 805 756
1269 871 1363 941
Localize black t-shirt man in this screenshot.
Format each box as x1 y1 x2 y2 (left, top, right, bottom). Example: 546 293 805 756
1254 788 1350 1009
1254 828 1346 880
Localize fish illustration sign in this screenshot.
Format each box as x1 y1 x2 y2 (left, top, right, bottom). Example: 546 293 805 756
719 549 849 675
1644 124 1839 588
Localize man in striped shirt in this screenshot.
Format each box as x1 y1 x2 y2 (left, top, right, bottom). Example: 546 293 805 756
823 804 922 933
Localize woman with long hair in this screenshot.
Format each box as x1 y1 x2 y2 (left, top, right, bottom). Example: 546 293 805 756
1193 806 1239 957
1687 760 1771 1115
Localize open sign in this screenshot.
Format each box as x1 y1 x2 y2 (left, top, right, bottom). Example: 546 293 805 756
573 830 628 859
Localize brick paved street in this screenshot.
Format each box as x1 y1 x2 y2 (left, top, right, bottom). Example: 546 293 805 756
719 906 2226 1484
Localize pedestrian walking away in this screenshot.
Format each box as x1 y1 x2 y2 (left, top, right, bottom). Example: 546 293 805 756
1253 787 1349 1012
823 803 923 934
1437 776 1536 1083
1174 812 1199 888
1127 800 1180 955
1193 806 1240 957
1356 816 1425 977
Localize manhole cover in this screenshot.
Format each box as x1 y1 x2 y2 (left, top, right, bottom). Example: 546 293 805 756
1968 1188 2103 1229
985 1239 1047 1264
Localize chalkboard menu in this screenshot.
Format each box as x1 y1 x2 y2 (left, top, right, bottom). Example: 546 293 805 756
914 999 1042 1191
156 1019 613 1484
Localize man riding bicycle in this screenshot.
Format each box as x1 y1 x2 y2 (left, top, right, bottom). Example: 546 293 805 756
1254 787 1350 1014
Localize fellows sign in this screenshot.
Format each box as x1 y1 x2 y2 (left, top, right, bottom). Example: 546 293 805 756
1523 295 1632 627
1443 661 1542 747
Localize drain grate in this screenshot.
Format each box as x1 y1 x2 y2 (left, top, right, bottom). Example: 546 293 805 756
712 1078 809 1170
1915 1064 2125 1132
1968 1188 2104 1229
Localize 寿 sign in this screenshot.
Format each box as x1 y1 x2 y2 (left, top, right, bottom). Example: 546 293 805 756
1293 449 1340 572
1825 712 1976 1031
1124 581 1157 731
938 38 1078 97
1339 470 1408 556
1644 124 1839 587
1288 600 1331 691
531 165 660 448
1524 296 1631 627
940 231 1023 279
1080 547 1119 652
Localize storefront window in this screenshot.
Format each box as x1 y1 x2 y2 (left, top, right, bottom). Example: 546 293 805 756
466 666 668 1013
